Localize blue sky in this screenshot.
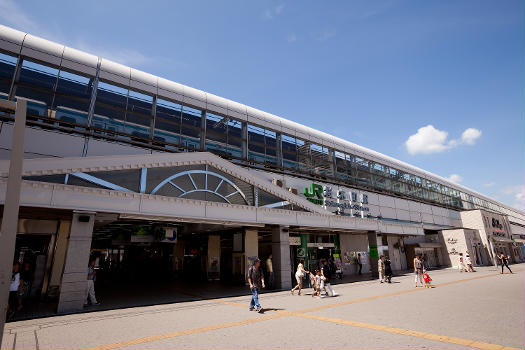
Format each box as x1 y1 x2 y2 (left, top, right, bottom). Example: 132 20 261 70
2 0 524 211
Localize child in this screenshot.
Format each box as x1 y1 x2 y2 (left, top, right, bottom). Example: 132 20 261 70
314 270 323 297
309 271 317 297
423 272 432 288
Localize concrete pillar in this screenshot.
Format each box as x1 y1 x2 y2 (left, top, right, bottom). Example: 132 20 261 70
272 226 292 289
367 231 379 278
57 211 95 314
47 220 72 298
207 235 220 280
244 229 258 277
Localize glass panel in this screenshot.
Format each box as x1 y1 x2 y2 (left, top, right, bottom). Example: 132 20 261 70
227 119 243 158
248 124 265 163
181 105 202 150
265 129 277 166
94 81 128 134
16 60 59 112
281 134 298 170
154 98 182 149
0 52 16 97
54 69 92 125
296 138 310 172
310 144 332 176
206 112 228 155
125 89 152 141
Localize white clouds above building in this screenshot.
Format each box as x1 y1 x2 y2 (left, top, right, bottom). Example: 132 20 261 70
405 125 482 155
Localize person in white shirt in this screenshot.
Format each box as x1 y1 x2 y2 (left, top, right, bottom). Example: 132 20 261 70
8 263 21 318
465 251 475 272
291 259 309 296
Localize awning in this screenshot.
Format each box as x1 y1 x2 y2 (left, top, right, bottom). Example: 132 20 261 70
491 236 514 243
417 242 442 248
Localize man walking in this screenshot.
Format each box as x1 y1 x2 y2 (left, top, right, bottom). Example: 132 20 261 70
266 254 274 290
498 252 513 274
84 259 100 306
356 253 363 275
413 255 424 287
247 258 265 312
465 250 475 272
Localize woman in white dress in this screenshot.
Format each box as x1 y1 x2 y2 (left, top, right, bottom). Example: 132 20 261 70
291 259 309 296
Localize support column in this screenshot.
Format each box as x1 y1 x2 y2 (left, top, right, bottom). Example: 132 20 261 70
57 211 95 314
367 231 379 278
47 220 72 299
241 121 248 160
244 229 258 277
272 226 292 289
207 235 220 280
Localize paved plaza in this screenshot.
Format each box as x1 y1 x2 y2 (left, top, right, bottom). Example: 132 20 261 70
1 265 523 350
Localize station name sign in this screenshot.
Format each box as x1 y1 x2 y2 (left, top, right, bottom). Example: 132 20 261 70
303 183 369 213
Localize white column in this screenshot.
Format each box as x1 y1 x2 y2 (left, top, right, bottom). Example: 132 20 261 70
57 211 95 314
272 226 292 289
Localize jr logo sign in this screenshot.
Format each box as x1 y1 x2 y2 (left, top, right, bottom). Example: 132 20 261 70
303 184 323 205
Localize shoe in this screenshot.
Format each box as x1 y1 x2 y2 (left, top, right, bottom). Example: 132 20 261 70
93 302 100 306
249 308 254 311
256 307 263 313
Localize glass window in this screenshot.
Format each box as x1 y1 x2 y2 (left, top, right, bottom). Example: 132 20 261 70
206 112 228 155
310 144 332 176
94 81 128 134
265 129 278 166
16 60 59 113
154 98 182 149
296 138 309 172
227 119 243 158
53 69 93 125
181 105 202 150
125 89 153 141
281 134 298 170
248 124 265 163
0 52 17 97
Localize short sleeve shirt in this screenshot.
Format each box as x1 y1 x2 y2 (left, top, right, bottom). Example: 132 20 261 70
248 266 263 289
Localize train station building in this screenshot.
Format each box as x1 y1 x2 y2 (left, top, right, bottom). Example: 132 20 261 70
0 24 524 317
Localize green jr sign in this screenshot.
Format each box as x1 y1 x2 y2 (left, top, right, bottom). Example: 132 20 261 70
303 183 324 205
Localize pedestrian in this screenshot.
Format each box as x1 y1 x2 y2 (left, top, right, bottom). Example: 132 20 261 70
266 254 274 290
312 270 322 297
498 252 513 274
422 254 429 270
291 259 309 296
413 255 424 287
378 255 385 283
320 259 336 296
356 253 363 275
7 263 21 319
465 250 475 272
384 256 393 283
247 258 265 312
18 262 33 310
458 253 466 272
84 259 100 306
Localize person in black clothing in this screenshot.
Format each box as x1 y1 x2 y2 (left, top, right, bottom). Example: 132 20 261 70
384 256 393 283
498 252 513 274
247 258 265 312
18 262 33 310
356 253 363 275
320 259 336 297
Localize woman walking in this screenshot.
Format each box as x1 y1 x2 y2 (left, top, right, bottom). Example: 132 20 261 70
384 256 393 283
413 255 424 287
498 252 513 274
291 259 309 296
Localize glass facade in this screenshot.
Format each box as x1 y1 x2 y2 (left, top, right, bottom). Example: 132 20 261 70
0 50 523 223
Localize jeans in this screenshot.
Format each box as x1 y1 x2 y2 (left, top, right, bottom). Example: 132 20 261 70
85 280 98 304
249 287 261 309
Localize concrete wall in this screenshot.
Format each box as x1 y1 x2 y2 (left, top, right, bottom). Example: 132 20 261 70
47 220 71 297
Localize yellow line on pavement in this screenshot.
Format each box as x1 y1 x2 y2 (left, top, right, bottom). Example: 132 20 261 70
297 270 519 313
81 314 283 350
284 312 522 350
82 270 521 350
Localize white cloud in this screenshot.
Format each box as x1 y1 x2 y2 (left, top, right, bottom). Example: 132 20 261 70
262 4 285 20
286 33 297 43
446 174 463 183
76 41 152 67
501 185 525 212
316 29 337 41
405 125 482 155
0 0 38 33
461 128 482 145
